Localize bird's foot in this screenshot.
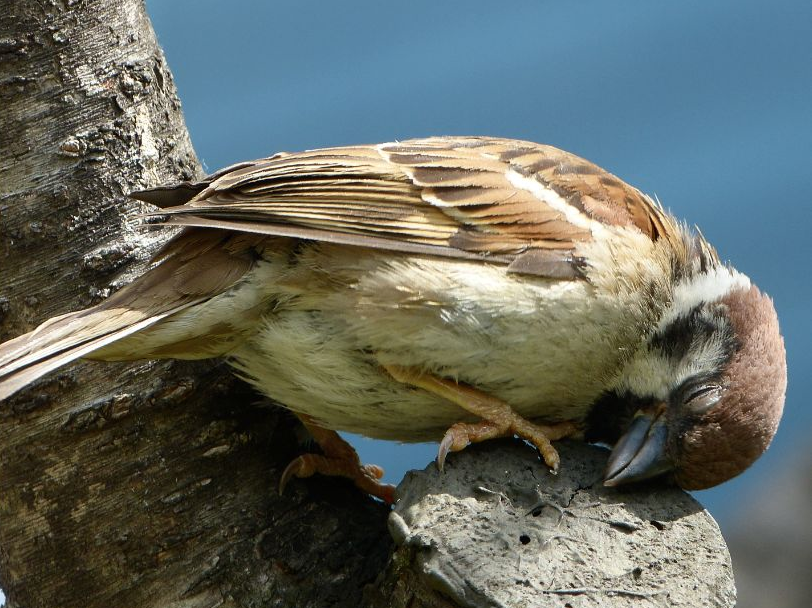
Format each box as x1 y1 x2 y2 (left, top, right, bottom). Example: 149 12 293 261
279 453 396 504
383 364 578 472
279 415 396 504
438 418 577 472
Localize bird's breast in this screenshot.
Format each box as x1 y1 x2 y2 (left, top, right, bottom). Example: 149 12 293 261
228 245 655 441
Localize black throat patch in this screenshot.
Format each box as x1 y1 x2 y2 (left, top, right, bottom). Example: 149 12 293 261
584 390 656 445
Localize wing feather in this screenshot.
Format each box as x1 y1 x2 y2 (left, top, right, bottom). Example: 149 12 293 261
143 137 674 278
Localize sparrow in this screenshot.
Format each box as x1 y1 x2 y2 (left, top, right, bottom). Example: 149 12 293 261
0 137 786 504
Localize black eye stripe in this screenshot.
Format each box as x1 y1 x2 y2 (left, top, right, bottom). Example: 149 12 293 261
650 303 737 363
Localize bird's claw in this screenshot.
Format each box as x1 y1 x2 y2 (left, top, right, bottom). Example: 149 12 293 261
436 419 508 470
278 452 396 504
279 455 310 496
435 419 576 473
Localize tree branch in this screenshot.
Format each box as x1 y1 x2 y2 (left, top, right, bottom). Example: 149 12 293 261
0 2 390 606
367 441 736 608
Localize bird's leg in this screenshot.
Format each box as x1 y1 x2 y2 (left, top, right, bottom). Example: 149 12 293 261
280 414 396 504
383 364 578 472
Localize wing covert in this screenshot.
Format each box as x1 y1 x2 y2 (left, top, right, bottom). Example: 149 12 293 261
141 137 671 277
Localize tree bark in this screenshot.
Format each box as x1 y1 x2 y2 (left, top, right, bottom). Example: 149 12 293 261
0 2 736 607
0 1 391 607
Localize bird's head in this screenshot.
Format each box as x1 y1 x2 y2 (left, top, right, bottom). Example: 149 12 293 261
599 268 786 490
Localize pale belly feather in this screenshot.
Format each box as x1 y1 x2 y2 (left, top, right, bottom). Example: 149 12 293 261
228 245 653 441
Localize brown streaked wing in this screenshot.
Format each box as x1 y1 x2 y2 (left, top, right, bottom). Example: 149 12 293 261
486 141 672 242
141 137 671 278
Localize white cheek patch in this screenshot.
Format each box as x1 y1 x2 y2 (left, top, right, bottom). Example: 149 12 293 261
617 265 747 400
680 329 731 379
615 350 675 401
618 311 733 401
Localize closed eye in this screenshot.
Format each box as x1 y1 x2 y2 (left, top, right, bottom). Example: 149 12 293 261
684 384 723 413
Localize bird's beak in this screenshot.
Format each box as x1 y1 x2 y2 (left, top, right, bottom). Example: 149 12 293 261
603 403 674 487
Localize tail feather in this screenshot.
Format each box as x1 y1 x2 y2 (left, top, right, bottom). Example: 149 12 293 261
0 228 263 402
0 306 141 373
0 305 190 402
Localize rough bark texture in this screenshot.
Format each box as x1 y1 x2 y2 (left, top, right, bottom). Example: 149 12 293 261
0 1 391 607
0 2 735 607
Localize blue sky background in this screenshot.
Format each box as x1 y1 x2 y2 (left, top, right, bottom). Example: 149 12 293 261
146 0 810 560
